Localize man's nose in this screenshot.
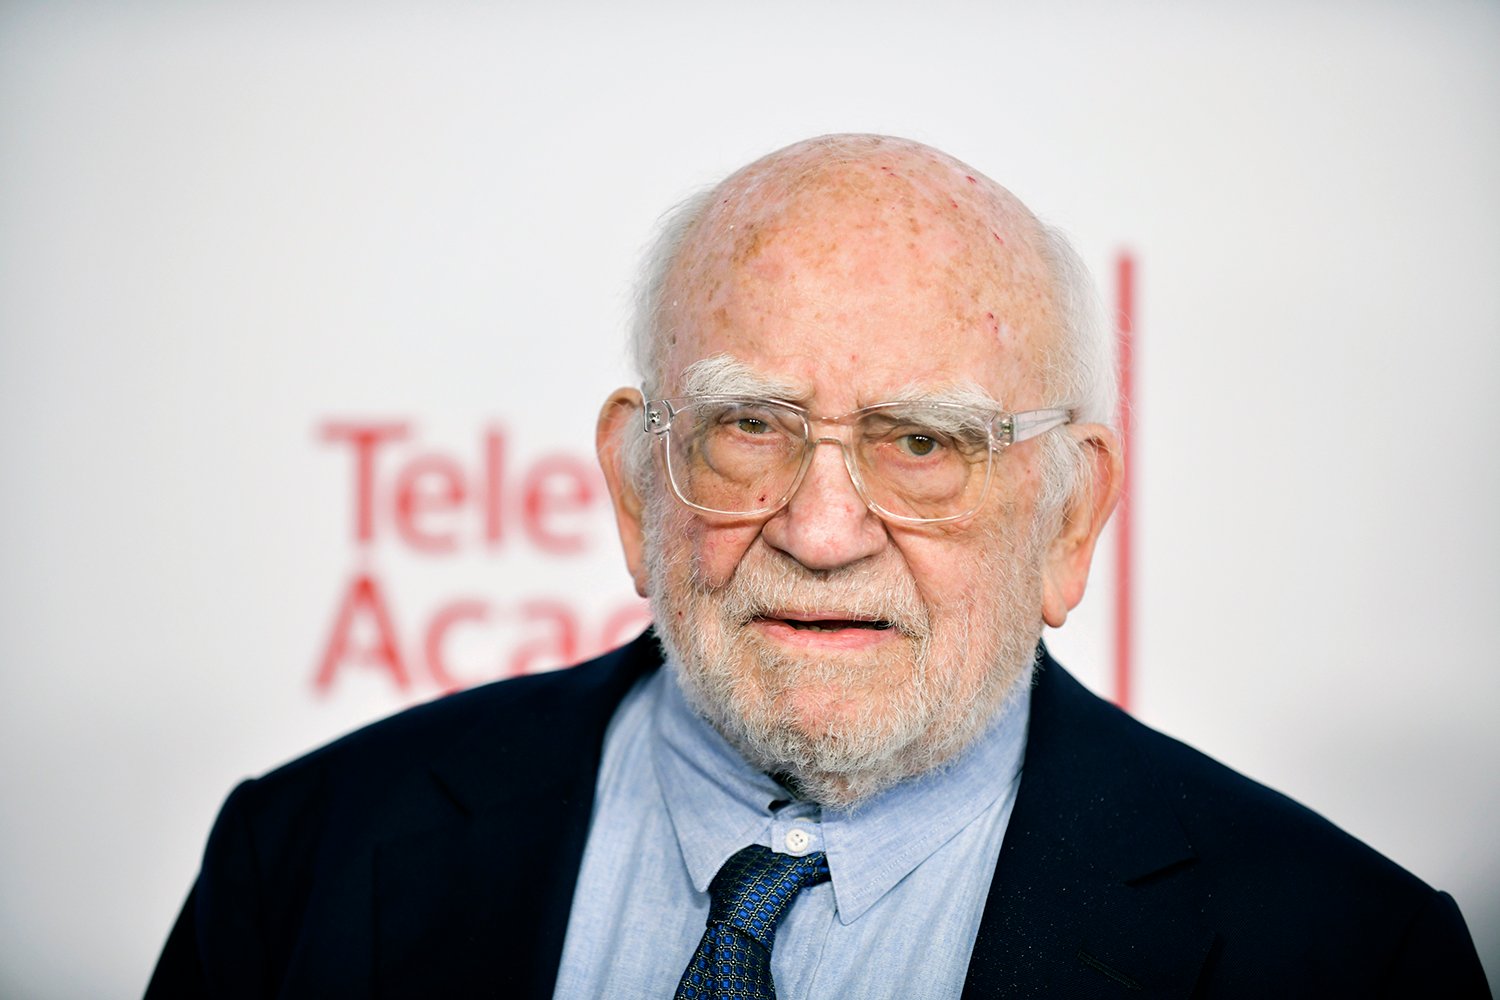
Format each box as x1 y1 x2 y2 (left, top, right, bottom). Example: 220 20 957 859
759 438 888 571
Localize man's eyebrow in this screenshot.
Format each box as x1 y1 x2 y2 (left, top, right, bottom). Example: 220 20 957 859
677 354 811 400
881 381 1002 410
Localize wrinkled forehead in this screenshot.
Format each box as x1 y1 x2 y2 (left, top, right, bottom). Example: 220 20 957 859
657 138 1061 397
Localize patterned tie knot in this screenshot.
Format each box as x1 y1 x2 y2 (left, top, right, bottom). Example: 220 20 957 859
707 844 831 951
675 844 831 1000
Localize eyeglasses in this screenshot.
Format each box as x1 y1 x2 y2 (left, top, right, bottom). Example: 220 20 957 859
643 395 1070 524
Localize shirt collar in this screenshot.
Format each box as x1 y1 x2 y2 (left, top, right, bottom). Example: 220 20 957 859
651 656 1030 923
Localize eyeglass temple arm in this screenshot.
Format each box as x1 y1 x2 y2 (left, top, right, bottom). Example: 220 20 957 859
1003 407 1073 445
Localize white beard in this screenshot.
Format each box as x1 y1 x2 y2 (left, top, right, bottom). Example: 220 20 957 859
643 489 1045 808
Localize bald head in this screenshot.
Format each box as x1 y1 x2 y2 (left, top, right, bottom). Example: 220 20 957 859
677 133 1050 290
632 134 1111 425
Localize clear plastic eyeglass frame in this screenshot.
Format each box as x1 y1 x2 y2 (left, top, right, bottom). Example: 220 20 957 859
642 394 1072 525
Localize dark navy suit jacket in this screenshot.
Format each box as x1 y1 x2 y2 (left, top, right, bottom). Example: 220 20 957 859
148 632 1490 998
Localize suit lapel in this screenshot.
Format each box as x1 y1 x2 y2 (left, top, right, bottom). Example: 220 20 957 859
370 634 660 999
963 652 1216 998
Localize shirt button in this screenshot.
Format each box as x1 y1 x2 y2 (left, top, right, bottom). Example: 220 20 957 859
784 828 811 854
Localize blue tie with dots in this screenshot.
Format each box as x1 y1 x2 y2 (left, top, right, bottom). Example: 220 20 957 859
674 844 831 1000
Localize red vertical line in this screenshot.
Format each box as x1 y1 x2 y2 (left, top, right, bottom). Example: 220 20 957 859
1114 252 1136 711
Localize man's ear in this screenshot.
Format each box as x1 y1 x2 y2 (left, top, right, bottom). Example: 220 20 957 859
597 388 651 597
1041 424 1123 628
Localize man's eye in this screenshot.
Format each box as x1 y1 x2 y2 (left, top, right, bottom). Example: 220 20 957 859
898 433 941 457
735 417 770 434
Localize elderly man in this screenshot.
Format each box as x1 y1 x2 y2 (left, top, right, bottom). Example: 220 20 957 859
149 136 1488 998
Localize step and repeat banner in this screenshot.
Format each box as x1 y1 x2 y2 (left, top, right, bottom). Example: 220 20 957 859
1 3 1496 995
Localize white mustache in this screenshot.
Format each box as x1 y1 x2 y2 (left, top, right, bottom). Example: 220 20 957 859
706 554 932 639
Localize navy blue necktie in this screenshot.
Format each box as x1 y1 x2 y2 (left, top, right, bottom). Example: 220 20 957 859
674 844 831 1000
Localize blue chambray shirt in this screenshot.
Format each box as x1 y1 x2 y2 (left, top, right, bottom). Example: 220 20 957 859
552 657 1030 999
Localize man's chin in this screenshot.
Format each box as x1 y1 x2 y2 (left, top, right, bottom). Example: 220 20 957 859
776 688 865 735
745 729 919 810
722 689 934 808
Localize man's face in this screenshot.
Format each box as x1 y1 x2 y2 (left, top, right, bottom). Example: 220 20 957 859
616 151 1082 807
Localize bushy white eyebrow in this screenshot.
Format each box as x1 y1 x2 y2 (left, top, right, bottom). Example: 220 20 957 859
864 399 994 439
678 354 810 400
882 380 1002 411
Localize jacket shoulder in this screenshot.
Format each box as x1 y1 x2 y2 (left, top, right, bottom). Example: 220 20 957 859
228 634 660 841
151 635 662 999
1074 670 1422 896
273 640 643 771
1013 657 1490 996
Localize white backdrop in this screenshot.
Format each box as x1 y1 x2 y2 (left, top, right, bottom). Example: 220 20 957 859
1 2 1497 995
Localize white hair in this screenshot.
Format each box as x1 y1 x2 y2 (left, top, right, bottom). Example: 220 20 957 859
1033 222 1117 426
630 186 720 401
1030 221 1117 521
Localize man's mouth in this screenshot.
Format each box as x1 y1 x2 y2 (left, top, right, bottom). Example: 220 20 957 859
756 614 894 629
744 612 909 651
776 618 895 632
